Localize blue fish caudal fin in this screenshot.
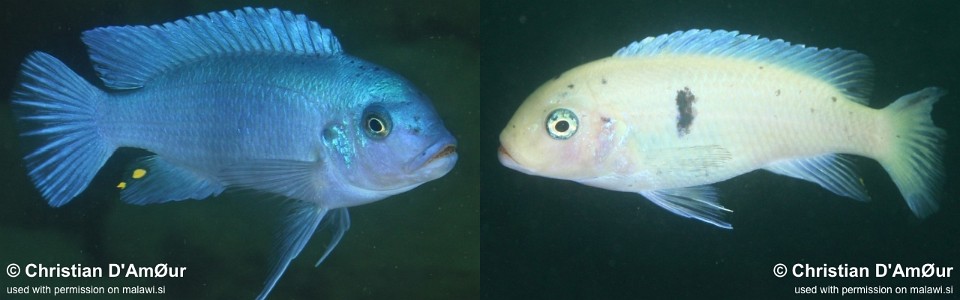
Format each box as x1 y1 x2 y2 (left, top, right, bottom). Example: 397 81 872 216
876 87 947 218
11 52 114 207
257 205 350 300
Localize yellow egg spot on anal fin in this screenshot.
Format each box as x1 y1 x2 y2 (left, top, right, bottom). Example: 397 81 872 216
117 182 127 190
132 168 147 179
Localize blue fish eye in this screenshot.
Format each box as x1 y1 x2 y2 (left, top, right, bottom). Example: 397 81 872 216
363 111 391 138
546 108 578 140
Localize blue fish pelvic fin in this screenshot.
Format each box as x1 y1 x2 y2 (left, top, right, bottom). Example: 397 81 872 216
11 52 114 207
640 185 732 229
315 208 351 267
257 203 334 300
118 156 225 205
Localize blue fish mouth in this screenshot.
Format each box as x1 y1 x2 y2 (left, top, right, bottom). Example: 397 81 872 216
406 139 458 174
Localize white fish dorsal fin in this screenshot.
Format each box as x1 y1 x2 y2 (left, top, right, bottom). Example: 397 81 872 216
82 7 342 89
614 29 874 104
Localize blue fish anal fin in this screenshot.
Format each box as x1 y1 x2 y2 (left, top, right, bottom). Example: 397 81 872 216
614 29 873 104
118 156 224 205
11 52 114 207
81 7 343 89
315 208 350 267
640 185 732 229
257 203 330 300
764 154 870 202
219 159 322 202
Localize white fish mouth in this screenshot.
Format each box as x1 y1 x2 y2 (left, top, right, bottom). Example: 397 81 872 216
498 145 535 175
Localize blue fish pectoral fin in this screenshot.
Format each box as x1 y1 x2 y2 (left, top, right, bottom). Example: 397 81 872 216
257 202 332 300
81 7 342 89
639 186 732 229
764 154 870 202
315 208 350 267
119 156 224 205
219 159 322 202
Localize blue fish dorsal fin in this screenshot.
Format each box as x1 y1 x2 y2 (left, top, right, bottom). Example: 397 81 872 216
81 7 342 89
614 29 874 104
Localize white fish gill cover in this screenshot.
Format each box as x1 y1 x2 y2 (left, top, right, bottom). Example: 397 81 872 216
81 7 343 89
614 29 875 104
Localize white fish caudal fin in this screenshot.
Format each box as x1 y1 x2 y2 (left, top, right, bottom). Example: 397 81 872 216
11 52 114 207
877 87 947 218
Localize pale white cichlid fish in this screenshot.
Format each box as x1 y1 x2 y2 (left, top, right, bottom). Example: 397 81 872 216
498 29 945 229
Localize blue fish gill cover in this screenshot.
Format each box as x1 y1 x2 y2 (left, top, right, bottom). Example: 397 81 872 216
11 7 457 299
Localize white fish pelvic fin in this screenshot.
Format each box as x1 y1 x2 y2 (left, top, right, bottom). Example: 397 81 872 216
640 185 732 229
876 87 946 218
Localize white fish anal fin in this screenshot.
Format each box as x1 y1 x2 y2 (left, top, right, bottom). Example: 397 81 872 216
764 154 870 202
640 185 732 229
256 203 347 300
119 156 224 205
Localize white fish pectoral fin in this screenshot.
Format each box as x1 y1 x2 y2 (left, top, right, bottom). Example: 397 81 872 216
257 203 332 300
764 154 870 202
119 155 224 205
640 186 732 229
220 159 322 202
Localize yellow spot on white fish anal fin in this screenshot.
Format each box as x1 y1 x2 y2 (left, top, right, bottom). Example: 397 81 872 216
640 185 731 229
117 182 127 190
120 155 223 205
764 154 869 202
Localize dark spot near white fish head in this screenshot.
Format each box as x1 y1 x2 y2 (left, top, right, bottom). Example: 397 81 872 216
601 78 608 85
601 116 611 123
675 87 696 137
775 89 781 96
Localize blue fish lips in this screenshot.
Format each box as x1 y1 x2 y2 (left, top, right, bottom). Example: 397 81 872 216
406 135 458 176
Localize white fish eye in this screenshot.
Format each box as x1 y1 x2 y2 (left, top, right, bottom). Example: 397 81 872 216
545 108 578 140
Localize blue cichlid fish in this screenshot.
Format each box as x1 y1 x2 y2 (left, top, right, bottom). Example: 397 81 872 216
12 7 457 299
498 29 944 229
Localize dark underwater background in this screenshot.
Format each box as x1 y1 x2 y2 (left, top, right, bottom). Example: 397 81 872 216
0 0 478 299
1 0 959 299
481 0 959 299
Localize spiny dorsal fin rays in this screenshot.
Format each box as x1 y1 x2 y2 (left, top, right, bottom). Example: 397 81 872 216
82 7 342 89
614 29 874 104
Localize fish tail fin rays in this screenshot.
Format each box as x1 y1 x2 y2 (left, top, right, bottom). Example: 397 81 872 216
640 185 732 229
256 204 347 300
11 52 114 207
877 87 946 218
